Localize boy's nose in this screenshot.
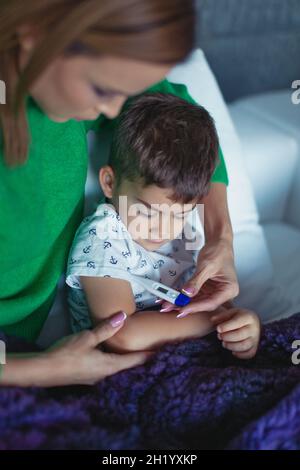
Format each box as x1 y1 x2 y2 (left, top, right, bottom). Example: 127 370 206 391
150 226 171 240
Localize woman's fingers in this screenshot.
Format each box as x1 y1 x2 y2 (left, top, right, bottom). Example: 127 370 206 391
89 311 127 347
177 233 239 315
181 266 211 298
161 267 215 313
194 285 237 312
160 301 176 312
160 301 180 312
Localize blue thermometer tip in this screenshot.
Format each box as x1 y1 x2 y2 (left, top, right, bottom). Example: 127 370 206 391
175 293 191 307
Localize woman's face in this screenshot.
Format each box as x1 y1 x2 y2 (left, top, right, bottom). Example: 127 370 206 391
19 34 171 122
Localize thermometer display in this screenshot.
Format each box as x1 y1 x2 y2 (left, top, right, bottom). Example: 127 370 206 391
157 286 168 294
131 275 191 307
107 268 191 308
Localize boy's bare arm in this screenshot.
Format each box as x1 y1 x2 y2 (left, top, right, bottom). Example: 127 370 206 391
80 276 220 354
104 308 220 353
80 276 136 315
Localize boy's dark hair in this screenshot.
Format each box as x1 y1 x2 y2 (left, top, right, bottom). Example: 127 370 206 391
109 92 220 203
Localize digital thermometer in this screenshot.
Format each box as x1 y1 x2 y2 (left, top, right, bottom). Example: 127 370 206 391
130 274 191 307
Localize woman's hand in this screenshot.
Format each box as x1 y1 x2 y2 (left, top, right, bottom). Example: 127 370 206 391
211 307 261 359
1 312 153 387
160 238 239 317
160 183 239 317
45 312 153 386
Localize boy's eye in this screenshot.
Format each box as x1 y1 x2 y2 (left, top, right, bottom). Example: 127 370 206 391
136 209 187 220
137 209 156 219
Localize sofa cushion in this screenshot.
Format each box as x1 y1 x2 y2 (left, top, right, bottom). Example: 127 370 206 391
229 90 300 229
229 99 299 223
229 89 300 320
263 222 300 320
232 90 300 139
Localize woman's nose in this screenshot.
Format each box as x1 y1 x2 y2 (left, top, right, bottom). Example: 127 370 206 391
96 95 127 119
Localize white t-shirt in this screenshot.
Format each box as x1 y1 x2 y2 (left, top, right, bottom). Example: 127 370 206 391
66 202 204 332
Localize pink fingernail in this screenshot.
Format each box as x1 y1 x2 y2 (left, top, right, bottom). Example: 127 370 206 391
160 307 173 313
177 311 189 318
155 299 162 304
182 287 195 296
110 311 127 327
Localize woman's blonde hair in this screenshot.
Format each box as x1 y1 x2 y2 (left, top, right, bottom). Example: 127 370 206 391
0 0 196 166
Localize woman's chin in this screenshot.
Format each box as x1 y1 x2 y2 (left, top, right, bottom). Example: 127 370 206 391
47 113 70 123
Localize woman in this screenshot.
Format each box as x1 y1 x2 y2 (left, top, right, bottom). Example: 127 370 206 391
0 0 238 387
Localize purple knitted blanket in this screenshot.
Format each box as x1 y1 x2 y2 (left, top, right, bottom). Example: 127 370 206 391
1 313 300 450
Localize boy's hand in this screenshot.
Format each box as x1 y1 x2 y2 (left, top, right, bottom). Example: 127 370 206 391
211 308 261 359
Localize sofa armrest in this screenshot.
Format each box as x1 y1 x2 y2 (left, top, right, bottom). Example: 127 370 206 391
229 93 299 224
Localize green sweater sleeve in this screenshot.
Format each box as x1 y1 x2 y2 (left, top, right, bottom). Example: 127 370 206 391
86 78 229 186
212 146 228 185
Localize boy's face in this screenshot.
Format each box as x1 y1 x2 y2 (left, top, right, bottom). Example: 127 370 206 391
112 178 197 251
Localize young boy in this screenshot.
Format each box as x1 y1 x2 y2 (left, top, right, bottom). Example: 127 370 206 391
66 93 261 358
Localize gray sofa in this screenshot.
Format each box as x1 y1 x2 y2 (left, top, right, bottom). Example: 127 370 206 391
197 0 300 101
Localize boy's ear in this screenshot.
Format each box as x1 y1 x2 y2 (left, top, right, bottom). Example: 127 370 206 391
99 166 116 198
